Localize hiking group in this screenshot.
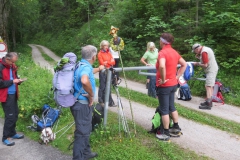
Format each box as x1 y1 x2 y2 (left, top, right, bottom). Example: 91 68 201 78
0 25 219 159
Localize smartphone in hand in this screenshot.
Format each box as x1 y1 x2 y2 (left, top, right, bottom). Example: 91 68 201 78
20 78 27 82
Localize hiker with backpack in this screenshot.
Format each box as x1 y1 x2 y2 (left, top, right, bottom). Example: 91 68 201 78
0 52 25 146
71 45 102 160
140 42 158 98
97 40 116 107
155 33 187 141
192 43 218 110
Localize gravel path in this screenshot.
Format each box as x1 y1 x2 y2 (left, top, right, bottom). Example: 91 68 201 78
1 44 239 160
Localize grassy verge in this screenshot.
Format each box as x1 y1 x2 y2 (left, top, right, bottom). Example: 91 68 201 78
0 44 210 159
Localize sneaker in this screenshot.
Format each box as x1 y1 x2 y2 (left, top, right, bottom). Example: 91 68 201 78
85 152 98 160
3 139 15 146
169 127 181 133
156 133 170 141
12 134 24 139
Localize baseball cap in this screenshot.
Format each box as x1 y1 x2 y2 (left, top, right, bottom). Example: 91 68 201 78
192 43 200 52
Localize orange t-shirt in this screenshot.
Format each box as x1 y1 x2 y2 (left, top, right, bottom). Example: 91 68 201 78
156 45 181 87
97 49 115 68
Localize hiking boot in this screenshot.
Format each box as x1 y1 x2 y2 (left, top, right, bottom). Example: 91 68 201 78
109 103 117 107
156 133 170 141
169 127 181 134
3 139 15 146
200 101 208 106
85 152 98 160
12 134 24 139
199 102 212 110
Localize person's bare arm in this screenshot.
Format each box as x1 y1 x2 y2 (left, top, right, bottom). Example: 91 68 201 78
140 57 150 66
157 58 169 85
176 58 187 80
93 65 104 74
81 75 94 106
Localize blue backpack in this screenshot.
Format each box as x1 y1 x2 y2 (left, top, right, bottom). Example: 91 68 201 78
184 62 194 81
36 104 60 131
178 83 192 101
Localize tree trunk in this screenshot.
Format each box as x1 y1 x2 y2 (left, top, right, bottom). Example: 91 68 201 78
196 0 199 28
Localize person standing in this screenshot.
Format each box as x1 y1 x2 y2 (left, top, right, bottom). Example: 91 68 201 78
71 45 104 160
192 43 218 110
98 40 116 107
155 33 187 141
0 52 24 146
109 26 124 80
140 42 158 98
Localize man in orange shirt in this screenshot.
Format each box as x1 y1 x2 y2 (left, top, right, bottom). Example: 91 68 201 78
97 40 116 107
192 43 218 110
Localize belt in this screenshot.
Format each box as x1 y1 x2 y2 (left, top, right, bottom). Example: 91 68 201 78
77 100 89 104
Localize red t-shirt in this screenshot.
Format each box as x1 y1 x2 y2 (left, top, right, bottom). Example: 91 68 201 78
155 45 181 87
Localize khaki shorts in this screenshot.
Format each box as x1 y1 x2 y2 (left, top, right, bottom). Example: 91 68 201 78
205 71 218 86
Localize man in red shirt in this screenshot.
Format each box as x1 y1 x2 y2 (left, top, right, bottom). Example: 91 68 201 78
0 52 24 146
192 43 218 110
155 33 187 141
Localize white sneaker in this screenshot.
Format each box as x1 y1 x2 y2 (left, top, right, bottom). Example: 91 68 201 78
156 133 170 141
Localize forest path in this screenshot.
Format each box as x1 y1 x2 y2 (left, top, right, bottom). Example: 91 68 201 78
28 45 240 160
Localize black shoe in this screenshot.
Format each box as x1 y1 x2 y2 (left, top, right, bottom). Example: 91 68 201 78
200 101 208 106
85 152 98 160
199 104 212 110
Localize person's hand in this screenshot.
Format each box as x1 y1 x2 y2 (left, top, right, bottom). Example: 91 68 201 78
158 78 169 85
195 54 200 59
98 65 104 71
146 64 151 66
13 79 22 84
193 62 199 66
82 94 94 107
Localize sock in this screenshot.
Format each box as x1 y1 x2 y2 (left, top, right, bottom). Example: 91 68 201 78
164 129 169 135
173 122 179 128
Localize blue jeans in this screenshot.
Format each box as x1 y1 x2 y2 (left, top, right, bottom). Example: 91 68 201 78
148 69 156 98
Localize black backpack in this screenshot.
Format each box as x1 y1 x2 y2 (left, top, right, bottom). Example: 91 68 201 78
92 103 104 130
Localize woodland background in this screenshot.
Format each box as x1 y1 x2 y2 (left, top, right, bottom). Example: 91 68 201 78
1 0 240 89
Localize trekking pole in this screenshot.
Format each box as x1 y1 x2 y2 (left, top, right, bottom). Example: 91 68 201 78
114 84 131 138
117 47 137 136
54 121 75 139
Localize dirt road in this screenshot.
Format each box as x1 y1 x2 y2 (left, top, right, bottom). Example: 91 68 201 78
1 44 239 160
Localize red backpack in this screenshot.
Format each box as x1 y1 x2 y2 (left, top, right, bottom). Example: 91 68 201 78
212 81 224 104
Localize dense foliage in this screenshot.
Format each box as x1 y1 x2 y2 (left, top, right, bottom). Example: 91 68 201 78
1 0 240 94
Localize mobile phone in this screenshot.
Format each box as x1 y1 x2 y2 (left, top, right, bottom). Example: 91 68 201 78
20 78 27 82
